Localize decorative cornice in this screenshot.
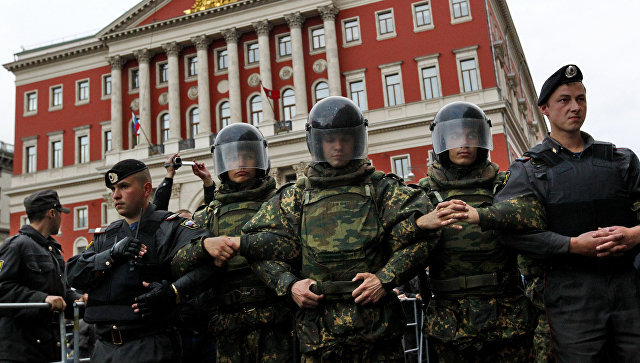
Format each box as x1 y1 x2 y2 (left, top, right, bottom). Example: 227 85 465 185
318 5 339 22
3 41 105 73
162 42 182 57
221 28 239 43
109 55 124 70
252 20 272 36
134 48 151 63
284 12 305 29
191 35 212 51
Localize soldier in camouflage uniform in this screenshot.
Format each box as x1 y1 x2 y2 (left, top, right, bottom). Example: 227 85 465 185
171 123 294 362
212 97 455 362
418 102 536 362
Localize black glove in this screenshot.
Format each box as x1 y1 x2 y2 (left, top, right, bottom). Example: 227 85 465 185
110 237 142 263
135 280 178 319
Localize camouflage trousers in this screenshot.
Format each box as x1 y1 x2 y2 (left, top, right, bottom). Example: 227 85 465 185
429 334 533 363
532 311 554 363
301 338 404 363
211 304 294 363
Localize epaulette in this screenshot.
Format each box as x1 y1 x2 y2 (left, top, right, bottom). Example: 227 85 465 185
88 227 108 234
516 156 531 162
165 213 179 221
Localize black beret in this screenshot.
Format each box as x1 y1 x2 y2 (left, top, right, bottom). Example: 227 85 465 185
105 159 148 188
537 64 583 106
24 189 70 215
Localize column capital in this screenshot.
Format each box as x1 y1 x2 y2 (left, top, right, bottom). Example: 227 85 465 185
284 12 305 28
192 35 212 51
134 48 151 63
221 28 240 43
162 42 182 57
109 55 124 70
318 5 339 21
252 20 272 36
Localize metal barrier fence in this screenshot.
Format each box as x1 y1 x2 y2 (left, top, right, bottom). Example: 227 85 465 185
0 301 90 363
400 297 430 363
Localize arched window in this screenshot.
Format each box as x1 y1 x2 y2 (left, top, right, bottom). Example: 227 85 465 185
250 95 263 125
282 89 296 121
314 81 329 103
220 101 231 128
73 237 89 256
160 113 170 144
189 107 200 137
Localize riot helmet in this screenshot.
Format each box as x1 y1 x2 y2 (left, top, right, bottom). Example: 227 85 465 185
211 123 269 181
430 101 492 165
306 96 368 166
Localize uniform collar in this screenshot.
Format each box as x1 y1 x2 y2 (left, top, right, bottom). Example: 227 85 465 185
19 225 63 252
543 131 595 155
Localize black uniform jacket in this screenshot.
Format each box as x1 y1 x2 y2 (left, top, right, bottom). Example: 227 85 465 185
0 225 80 362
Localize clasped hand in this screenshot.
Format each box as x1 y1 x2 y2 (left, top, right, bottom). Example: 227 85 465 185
203 236 240 267
417 200 476 230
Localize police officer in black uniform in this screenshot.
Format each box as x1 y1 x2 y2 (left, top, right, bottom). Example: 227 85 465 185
0 190 82 362
495 64 640 361
66 159 213 362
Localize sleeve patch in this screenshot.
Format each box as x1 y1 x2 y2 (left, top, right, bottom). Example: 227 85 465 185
0 260 4 272
180 219 200 229
165 213 179 221
88 227 107 234
515 157 531 162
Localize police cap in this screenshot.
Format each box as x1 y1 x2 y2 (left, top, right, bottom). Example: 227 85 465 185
24 189 70 215
105 159 148 188
537 64 583 106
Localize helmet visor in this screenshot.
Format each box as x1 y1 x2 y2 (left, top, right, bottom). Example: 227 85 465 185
431 118 493 154
213 140 269 177
307 124 368 163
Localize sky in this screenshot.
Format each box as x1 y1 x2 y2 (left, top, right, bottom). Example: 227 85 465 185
1 0 639 155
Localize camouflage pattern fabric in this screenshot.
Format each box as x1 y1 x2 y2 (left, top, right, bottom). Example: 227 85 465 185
419 161 535 359
241 160 438 358
431 333 533 363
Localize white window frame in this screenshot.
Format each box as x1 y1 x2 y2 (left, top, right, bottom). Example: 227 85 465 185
129 67 140 94
100 120 112 159
412 1 435 32
74 206 89 231
415 53 442 100
184 54 198 81
280 87 296 122
73 125 91 164
391 154 412 181
22 135 38 174
216 99 231 130
73 237 89 256
246 93 263 126
47 131 64 169
75 78 90 105
158 112 170 144
344 68 368 111
49 84 63 111
101 73 111 100
156 60 169 88
186 105 200 138
245 41 260 68
341 17 362 47
449 0 472 24
454 45 482 93
24 90 38 116
214 47 228 75
375 9 397 41
275 33 292 62
378 61 404 107
311 79 330 105
21 215 30 226
101 202 109 226
309 25 326 55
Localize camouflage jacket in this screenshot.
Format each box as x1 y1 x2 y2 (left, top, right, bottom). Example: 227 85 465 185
419 161 536 344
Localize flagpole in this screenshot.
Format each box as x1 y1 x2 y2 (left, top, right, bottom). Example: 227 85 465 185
130 108 152 146
260 80 277 121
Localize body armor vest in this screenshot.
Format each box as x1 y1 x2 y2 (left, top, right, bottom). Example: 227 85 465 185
84 210 172 323
422 163 518 295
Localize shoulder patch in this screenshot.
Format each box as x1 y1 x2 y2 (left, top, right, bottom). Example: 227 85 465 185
515 157 531 162
0 260 4 272
88 227 108 234
165 213 179 221
180 219 200 230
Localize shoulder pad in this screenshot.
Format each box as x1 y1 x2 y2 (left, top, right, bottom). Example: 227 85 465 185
100 220 124 233
277 181 296 194
383 172 404 183
515 156 531 162
164 213 179 221
405 183 422 190
88 227 109 234
370 170 386 182
150 210 173 222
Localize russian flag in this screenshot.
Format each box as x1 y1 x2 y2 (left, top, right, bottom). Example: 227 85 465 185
131 111 140 135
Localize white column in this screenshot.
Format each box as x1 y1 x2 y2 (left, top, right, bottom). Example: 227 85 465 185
222 28 242 124
284 12 308 119
319 5 342 96
134 49 151 146
192 35 212 136
253 20 275 123
108 56 123 152
163 42 181 141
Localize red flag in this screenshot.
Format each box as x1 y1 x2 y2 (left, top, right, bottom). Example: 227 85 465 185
131 111 140 135
261 84 280 100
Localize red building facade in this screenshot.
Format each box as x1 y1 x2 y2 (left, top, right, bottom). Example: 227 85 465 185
4 0 545 258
